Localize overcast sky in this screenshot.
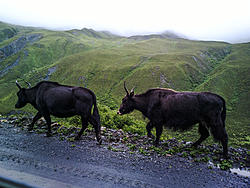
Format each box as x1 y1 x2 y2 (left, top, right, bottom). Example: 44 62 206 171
1 0 250 43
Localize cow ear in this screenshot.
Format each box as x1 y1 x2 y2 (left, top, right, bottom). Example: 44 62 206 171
129 91 134 97
129 87 135 97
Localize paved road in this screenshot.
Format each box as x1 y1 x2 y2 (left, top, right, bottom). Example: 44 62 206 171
0 122 248 188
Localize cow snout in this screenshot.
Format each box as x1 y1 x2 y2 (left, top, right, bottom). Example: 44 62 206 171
15 102 25 109
15 103 20 108
117 110 122 115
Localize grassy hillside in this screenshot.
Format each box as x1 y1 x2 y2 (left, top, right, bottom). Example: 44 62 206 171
0 21 249 148
196 43 250 148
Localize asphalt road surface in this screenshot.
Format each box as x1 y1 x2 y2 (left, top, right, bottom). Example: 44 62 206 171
0 121 248 188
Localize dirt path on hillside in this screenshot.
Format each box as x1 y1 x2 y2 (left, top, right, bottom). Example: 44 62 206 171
0 120 249 188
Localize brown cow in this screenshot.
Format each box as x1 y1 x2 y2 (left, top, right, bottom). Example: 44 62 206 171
118 82 228 158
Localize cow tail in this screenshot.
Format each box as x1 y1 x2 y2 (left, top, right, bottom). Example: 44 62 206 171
220 96 226 127
90 91 102 144
91 92 101 126
93 100 100 121
92 95 98 116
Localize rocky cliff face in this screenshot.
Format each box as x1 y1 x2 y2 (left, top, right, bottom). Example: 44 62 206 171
0 56 20 78
0 34 42 62
0 27 18 42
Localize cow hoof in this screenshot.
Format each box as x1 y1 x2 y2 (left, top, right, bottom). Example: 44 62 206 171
74 136 80 140
147 134 155 139
191 143 198 148
223 153 229 159
97 138 102 145
45 132 52 137
153 141 159 147
27 127 33 131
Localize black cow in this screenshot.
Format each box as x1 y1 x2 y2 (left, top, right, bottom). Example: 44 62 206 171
118 82 228 158
15 80 102 144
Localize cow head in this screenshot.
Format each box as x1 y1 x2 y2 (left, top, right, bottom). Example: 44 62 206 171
117 82 135 115
15 80 29 108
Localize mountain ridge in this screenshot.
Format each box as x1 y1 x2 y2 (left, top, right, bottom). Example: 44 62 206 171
0 21 189 42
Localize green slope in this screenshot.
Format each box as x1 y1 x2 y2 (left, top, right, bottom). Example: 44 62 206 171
196 43 250 147
0 21 249 148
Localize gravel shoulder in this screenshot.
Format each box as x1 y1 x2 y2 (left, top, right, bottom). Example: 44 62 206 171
0 117 249 188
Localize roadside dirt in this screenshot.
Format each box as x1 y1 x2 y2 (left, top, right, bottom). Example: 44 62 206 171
0 117 249 188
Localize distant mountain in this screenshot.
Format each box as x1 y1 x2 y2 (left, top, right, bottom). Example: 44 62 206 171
67 28 121 39
229 37 250 44
128 30 186 40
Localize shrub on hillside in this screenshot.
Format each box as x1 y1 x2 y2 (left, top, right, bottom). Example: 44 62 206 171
99 104 146 135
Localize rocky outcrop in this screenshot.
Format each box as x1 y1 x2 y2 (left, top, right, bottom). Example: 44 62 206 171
0 34 42 62
44 66 57 81
0 27 18 42
0 56 20 78
201 46 232 62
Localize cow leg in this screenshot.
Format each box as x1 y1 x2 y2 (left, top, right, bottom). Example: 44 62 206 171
192 123 210 147
209 114 228 158
154 125 163 146
75 117 88 140
211 126 228 158
221 135 228 159
43 113 52 137
146 121 155 139
89 116 102 144
28 112 42 131
211 125 228 158
222 135 228 159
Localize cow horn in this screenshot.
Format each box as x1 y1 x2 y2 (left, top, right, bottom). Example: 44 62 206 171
16 80 22 90
130 87 135 94
124 81 129 96
25 81 31 88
